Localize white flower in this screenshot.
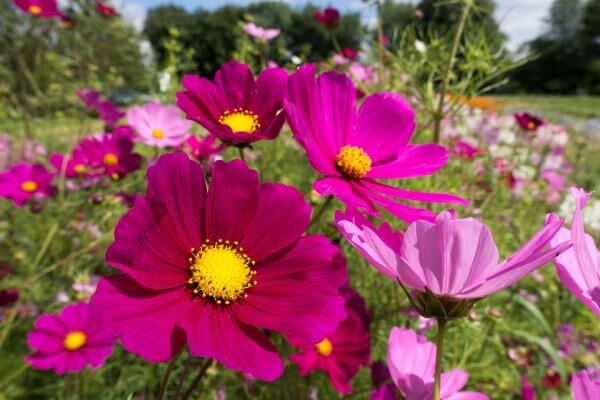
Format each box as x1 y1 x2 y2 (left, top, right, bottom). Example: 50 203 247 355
415 40 426 53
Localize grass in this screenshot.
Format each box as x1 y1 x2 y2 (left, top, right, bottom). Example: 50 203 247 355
493 95 600 120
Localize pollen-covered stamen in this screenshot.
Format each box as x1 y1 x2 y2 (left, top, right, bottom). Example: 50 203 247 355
219 109 261 134
315 338 333 356
63 331 87 351
103 153 119 166
188 239 257 305
151 128 165 139
73 164 87 174
335 145 372 180
21 180 38 193
28 5 42 14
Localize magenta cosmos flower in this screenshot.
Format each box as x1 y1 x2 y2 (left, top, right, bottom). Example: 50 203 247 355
388 327 488 400
243 22 280 41
514 112 544 131
284 64 467 223
96 1 117 17
13 0 62 18
336 208 570 318
126 101 192 148
50 148 95 179
176 61 288 146
548 187 600 317
78 133 141 180
0 163 55 206
572 369 600 399
26 302 114 375
92 152 347 380
289 287 370 394
314 7 340 28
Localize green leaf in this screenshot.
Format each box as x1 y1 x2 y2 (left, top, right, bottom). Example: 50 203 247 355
513 295 553 336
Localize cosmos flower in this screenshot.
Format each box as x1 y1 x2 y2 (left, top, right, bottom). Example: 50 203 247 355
96 100 125 128
76 88 100 109
336 208 570 318
26 302 114 375
514 112 544 131
78 133 141 180
0 163 55 207
187 135 225 170
289 287 371 394
284 64 467 223
13 0 62 18
548 187 600 317
92 152 347 381
96 1 117 17
50 149 94 179
387 327 488 399
243 22 280 41
453 140 481 159
126 101 192 148
314 7 340 28
572 369 600 399
177 61 288 146
58 14 75 29
342 47 358 60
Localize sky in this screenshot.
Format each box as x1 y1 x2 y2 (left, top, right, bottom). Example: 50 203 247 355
115 0 554 51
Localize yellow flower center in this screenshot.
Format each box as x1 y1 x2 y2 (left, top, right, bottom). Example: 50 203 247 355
188 239 256 305
21 180 38 193
28 5 42 15
73 164 87 174
315 338 333 356
335 145 372 179
63 331 87 351
219 109 260 134
151 128 165 139
103 153 119 166
527 121 535 130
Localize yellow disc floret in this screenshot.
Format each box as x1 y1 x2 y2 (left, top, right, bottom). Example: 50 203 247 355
219 109 261 134
73 164 87 174
315 338 333 356
63 331 87 351
103 153 119 166
335 145 372 180
188 239 256 305
151 128 165 139
28 5 42 15
21 180 38 193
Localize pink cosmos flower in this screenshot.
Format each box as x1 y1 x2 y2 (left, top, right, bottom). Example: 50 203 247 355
336 208 569 317
541 169 565 204
548 187 600 317
96 1 117 16
0 163 55 206
187 135 225 171
284 64 467 223
91 152 347 381
388 327 488 400
96 100 125 127
26 302 114 375
314 7 340 28
453 140 481 159
177 61 288 146
289 287 371 394
514 112 544 131
342 47 358 60
78 133 141 180
243 22 280 40
13 0 62 18
520 376 536 400
572 369 600 399
76 88 100 109
126 101 192 148
50 149 94 179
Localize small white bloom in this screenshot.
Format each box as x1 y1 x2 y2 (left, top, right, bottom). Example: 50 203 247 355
415 40 426 53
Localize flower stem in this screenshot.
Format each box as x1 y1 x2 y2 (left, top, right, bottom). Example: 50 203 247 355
157 352 181 400
433 319 447 400
308 196 333 229
238 147 246 162
181 359 213 400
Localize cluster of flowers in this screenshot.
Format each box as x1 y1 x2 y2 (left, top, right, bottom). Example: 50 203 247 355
441 107 571 204
12 0 117 28
5 59 599 398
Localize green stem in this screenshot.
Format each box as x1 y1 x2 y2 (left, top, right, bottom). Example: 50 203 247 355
433 319 447 400
157 353 181 400
238 147 246 162
432 0 472 143
308 196 333 229
181 359 213 400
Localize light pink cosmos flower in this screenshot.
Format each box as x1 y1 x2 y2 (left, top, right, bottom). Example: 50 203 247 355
388 327 488 400
548 187 600 317
336 208 569 317
243 22 280 40
572 369 600 399
0 163 55 207
126 101 192 148
26 302 114 375
284 64 467 223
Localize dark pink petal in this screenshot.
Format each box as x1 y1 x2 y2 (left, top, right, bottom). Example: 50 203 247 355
255 112 286 141
368 144 449 179
241 183 310 261
27 331 63 353
26 352 66 372
362 179 469 206
313 177 379 216
359 185 436 223
205 160 259 242
316 70 356 149
214 61 255 109
177 75 227 124
250 67 288 125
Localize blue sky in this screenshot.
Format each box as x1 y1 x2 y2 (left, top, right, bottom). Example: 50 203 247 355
114 0 554 51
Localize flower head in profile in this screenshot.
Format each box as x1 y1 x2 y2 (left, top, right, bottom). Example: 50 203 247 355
336 208 570 319
514 112 544 131
58 14 76 29
26 302 114 375
314 7 340 28
77 88 100 109
78 133 141 180
285 64 467 223
0 163 55 207
387 327 488 400
92 152 347 381
548 187 600 317
96 1 117 17
187 135 225 170
572 368 600 399
96 100 125 127
289 287 371 394
243 23 280 41
13 0 62 18
126 101 192 148
177 61 288 146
